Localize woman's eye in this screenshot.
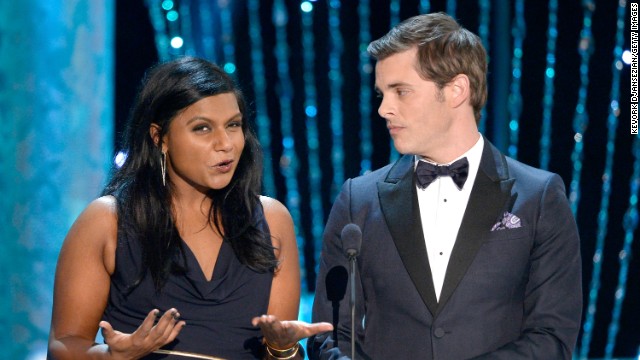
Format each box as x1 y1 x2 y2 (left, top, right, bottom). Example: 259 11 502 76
228 121 243 128
193 125 210 132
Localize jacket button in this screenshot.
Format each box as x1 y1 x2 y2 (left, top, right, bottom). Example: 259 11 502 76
434 328 445 338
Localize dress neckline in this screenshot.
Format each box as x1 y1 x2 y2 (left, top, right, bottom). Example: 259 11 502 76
180 238 229 283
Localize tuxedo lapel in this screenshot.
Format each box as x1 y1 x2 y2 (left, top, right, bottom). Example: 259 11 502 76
378 155 439 315
436 141 515 316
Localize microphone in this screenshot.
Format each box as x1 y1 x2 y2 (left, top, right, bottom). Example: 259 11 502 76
341 223 362 259
325 266 348 345
341 223 362 360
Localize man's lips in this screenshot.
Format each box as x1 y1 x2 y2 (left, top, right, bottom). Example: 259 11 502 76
387 124 403 134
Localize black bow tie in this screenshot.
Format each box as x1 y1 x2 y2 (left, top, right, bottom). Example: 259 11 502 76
415 157 469 190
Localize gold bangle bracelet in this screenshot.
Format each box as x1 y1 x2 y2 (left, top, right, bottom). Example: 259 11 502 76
264 342 300 359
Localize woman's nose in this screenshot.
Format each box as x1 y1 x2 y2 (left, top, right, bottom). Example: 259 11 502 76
213 131 233 151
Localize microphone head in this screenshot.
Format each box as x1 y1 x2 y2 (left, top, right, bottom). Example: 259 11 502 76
341 223 362 258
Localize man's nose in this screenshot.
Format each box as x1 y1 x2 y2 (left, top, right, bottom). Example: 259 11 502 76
378 97 394 119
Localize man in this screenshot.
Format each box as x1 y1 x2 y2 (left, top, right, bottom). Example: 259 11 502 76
308 12 582 359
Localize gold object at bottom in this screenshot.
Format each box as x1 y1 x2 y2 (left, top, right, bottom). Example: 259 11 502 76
152 349 227 360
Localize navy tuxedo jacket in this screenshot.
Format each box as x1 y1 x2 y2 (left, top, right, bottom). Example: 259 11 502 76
308 140 582 359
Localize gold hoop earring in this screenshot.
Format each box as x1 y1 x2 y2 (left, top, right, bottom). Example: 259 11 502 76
161 151 167 187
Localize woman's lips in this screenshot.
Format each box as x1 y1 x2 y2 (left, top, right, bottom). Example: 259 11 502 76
212 160 233 173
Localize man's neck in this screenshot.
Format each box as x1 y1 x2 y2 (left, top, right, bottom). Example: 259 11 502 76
421 131 481 164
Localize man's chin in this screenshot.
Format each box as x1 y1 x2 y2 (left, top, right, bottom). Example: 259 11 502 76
390 142 409 155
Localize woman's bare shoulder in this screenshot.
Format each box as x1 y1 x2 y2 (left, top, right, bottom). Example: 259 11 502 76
61 195 119 271
78 195 118 227
259 195 290 218
259 196 294 246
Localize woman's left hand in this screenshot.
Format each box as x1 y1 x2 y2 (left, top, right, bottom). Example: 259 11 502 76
251 314 333 350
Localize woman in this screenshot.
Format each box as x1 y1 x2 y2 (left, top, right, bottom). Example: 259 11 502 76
48 57 332 359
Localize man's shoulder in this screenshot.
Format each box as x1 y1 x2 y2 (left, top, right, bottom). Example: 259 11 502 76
504 156 555 180
501 156 567 194
349 155 413 185
483 138 556 183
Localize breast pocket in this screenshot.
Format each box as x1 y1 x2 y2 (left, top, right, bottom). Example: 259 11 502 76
484 226 530 243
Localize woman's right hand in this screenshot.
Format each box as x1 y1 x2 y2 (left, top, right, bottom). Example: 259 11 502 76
98 308 186 359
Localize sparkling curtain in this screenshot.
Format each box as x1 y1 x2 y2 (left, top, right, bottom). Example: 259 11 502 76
0 1 113 358
141 0 638 357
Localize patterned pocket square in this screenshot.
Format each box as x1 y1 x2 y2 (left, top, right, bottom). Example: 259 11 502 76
491 212 522 231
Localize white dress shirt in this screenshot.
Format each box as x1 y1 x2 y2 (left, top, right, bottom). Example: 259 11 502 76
416 136 484 301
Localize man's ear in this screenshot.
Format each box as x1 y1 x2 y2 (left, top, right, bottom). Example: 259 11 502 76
149 123 164 150
448 74 470 109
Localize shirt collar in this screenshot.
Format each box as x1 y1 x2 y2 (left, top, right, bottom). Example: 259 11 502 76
414 134 484 168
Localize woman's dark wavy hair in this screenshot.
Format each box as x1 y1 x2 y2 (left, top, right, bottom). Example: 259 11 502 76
102 56 278 291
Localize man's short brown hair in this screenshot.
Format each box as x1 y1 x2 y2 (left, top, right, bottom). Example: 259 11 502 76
368 12 488 123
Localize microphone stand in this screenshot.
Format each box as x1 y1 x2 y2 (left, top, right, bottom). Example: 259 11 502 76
348 253 357 360
342 223 362 360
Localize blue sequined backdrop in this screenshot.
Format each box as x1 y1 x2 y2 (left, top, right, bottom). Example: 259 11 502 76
2 1 637 359
0 1 114 359
134 0 638 358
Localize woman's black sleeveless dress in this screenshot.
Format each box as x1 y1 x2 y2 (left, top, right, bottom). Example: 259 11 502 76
102 208 273 359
